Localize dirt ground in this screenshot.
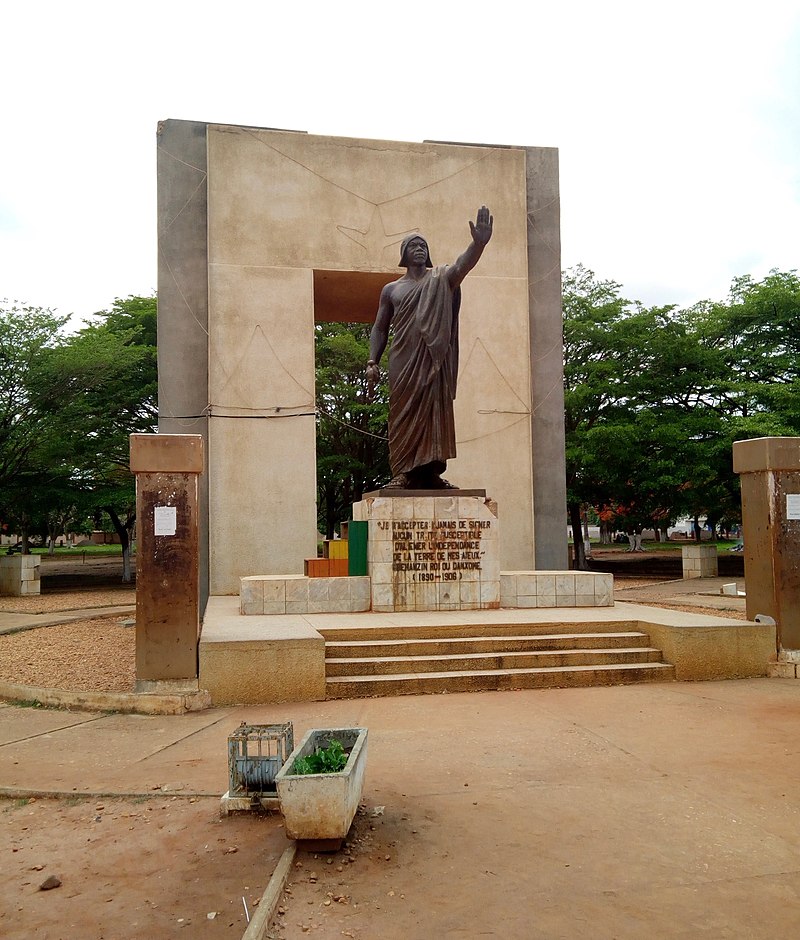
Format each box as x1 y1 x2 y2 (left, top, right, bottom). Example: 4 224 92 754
1 793 286 940
0 559 753 939
271 807 440 940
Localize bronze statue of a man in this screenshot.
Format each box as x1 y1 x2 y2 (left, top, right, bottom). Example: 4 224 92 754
366 206 493 489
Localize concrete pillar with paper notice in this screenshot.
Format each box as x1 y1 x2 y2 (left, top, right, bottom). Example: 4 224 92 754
733 437 800 651
130 433 203 688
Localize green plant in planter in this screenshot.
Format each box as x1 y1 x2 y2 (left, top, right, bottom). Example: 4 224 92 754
292 738 348 775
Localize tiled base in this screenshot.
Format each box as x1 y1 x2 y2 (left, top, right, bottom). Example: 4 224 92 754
0 555 41 596
501 571 613 608
681 545 718 579
240 575 370 615
354 493 500 613
768 649 800 678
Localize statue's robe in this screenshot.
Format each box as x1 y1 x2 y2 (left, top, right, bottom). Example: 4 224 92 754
388 266 462 476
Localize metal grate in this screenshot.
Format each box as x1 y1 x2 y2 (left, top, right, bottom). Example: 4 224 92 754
227 721 294 796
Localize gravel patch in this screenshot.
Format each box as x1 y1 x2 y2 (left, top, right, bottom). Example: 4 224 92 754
0 617 135 693
0 590 135 615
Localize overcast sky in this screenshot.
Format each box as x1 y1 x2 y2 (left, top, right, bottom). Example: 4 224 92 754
3 1 798 326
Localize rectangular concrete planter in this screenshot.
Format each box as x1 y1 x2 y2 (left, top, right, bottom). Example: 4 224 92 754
275 727 368 844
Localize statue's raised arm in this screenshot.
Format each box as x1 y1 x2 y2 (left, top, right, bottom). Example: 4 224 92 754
447 205 493 289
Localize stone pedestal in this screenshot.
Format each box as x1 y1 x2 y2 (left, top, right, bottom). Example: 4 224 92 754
0 555 40 596
130 433 203 687
681 544 718 579
733 437 800 651
353 492 499 613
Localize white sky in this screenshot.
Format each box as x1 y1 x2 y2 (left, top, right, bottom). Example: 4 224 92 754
2 1 799 326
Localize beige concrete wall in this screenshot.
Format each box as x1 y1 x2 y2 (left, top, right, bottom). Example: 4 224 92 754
206 127 535 587
206 259 317 593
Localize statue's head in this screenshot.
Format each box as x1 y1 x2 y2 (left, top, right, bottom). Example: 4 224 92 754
399 233 433 268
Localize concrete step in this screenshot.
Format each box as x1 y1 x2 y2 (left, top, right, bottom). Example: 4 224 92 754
326 647 664 676
318 619 636 643
325 631 652 659
326 661 676 698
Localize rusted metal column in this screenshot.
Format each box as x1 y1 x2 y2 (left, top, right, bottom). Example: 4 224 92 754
733 437 800 651
130 433 203 687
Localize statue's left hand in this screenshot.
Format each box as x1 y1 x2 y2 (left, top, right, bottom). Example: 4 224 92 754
469 205 493 246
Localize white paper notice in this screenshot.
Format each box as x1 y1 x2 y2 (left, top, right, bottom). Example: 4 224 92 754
787 494 800 521
154 505 177 536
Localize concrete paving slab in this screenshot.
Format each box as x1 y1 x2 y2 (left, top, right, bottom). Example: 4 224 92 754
3 680 800 937
0 706 101 747
0 605 135 635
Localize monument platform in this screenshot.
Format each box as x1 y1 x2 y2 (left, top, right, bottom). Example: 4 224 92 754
198 596 774 704
363 488 487 498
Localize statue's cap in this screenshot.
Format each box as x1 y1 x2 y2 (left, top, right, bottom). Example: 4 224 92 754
399 233 433 268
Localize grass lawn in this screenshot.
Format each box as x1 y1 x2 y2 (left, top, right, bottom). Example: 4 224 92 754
4 545 132 557
583 539 741 554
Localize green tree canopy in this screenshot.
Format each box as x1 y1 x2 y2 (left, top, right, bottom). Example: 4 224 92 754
315 322 389 538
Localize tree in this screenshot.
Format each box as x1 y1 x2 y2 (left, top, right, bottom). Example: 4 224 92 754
0 294 158 578
562 266 727 563
0 302 72 550
315 323 390 538
43 294 158 579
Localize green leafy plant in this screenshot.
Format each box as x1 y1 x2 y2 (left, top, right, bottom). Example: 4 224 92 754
292 739 348 775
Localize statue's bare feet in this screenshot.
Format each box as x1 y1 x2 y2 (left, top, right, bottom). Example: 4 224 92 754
384 473 410 489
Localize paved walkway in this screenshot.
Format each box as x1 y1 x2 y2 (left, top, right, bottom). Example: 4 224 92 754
4 575 792 937
0 605 135 636
2 677 800 936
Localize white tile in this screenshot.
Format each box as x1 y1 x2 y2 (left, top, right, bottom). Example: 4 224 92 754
368 539 394 565
369 562 393 585
350 577 371 610
328 578 350 605
285 577 309 605
433 497 458 521
368 519 393 541
480 581 500 605
308 579 330 603
555 574 576 596
459 580 480 606
371 583 394 609
239 578 264 615
437 582 458 608
263 578 286 607
410 581 435 610
393 498 415 520
516 573 537 596
369 498 394 520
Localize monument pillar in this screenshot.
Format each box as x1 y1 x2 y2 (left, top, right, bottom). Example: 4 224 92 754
733 437 800 651
525 147 569 570
130 433 203 689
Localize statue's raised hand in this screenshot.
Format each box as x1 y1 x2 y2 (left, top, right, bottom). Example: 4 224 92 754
469 205 493 246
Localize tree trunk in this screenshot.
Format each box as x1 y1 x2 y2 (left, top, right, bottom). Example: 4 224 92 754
627 530 643 553
692 514 701 542
104 506 133 583
581 508 592 559
569 502 587 570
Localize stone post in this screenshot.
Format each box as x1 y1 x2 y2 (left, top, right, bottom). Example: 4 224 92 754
733 437 800 651
0 555 40 596
681 543 718 579
130 433 203 690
